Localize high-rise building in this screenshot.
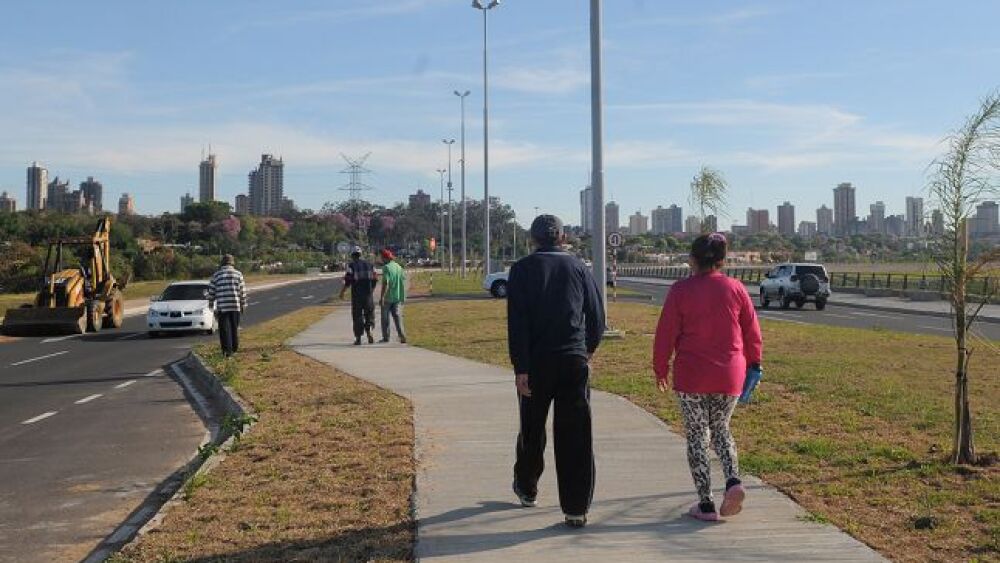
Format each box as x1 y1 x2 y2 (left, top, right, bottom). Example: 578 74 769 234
199 153 217 203
628 210 648 235
777 201 795 236
26 162 47 210
798 221 817 238
704 214 718 233
886 214 906 237
79 176 103 212
579 185 594 233
905 196 924 237
930 209 945 235
746 208 770 234
605 201 620 233
408 189 431 208
46 177 87 213
650 204 683 235
235 194 250 215
684 215 701 234
118 193 135 215
181 192 195 212
972 200 999 235
816 205 833 235
868 201 886 235
833 182 857 236
0 191 15 213
249 154 284 216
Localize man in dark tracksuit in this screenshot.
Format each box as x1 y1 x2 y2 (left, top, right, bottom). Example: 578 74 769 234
507 214 605 528
338 247 377 345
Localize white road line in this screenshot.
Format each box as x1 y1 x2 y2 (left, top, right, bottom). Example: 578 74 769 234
21 411 57 425
759 315 811 326
249 301 261 306
115 379 137 389
75 394 102 404
10 350 69 366
144 369 163 377
850 311 901 318
918 325 952 333
116 332 144 341
823 313 853 319
301 295 314 300
41 334 81 344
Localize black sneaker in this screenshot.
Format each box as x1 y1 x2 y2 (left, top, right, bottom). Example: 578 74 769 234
512 480 537 508
380 337 390 343
353 338 361 346
399 336 407 344
367 332 375 344
564 514 587 528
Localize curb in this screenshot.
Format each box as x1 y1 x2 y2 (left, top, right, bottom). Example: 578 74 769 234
619 277 1000 325
83 352 255 562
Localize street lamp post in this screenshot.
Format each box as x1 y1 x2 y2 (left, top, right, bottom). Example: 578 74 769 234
454 90 470 278
472 0 499 274
436 168 446 268
443 138 456 273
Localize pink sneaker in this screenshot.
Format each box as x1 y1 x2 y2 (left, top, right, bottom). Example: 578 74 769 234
687 503 720 522
720 484 746 517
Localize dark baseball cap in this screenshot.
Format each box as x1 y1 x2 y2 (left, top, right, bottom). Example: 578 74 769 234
530 214 564 245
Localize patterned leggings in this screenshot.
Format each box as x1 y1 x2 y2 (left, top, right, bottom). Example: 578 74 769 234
677 392 740 504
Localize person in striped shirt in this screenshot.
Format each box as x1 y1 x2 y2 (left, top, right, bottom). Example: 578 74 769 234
208 254 247 357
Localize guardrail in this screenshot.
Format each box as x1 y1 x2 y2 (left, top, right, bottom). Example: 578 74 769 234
615 264 997 297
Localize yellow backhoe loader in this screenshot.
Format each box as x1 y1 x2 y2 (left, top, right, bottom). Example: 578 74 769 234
2 217 127 335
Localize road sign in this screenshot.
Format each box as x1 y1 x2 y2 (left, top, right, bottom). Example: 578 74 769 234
336 241 352 254
607 231 623 248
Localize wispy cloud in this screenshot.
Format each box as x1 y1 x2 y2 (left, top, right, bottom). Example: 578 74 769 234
221 0 452 38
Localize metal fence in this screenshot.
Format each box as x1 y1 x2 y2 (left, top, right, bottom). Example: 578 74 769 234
615 264 997 297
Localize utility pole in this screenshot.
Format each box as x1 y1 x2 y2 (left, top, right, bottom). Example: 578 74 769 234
443 139 456 273
454 90 470 278
590 0 608 316
436 168 446 269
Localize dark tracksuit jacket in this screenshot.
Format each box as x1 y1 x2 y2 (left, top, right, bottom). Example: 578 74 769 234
507 246 605 516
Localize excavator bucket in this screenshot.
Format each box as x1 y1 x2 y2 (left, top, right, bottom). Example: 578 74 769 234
1 306 87 336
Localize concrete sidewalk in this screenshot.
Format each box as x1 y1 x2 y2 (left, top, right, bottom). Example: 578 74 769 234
291 309 885 562
620 276 1000 323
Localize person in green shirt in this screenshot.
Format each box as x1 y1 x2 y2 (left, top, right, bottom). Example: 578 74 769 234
379 248 407 344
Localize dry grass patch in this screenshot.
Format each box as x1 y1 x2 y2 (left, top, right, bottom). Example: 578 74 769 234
118 304 414 562
407 299 999 563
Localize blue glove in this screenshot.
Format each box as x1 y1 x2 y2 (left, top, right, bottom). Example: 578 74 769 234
739 365 763 404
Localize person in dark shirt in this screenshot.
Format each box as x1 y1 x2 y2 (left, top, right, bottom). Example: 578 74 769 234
507 214 605 528
338 246 378 345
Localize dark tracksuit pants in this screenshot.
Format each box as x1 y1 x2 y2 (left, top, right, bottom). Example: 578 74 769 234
513 354 594 516
217 311 241 356
351 292 375 339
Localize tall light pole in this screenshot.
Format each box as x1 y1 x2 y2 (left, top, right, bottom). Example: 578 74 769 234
472 0 499 274
443 138 456 273
590 0 608 315
454 90 470 278
436 168 446 268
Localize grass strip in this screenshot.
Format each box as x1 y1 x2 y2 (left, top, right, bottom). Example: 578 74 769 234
117 303 414 562
406 299 998 562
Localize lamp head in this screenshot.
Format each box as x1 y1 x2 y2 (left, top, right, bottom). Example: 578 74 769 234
488 0 500 7
471 0 483 8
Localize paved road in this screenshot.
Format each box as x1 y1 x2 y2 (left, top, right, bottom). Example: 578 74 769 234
0 277 338 563
618 279 1000 341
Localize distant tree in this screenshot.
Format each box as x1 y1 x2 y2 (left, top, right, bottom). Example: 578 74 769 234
928 92 1000 465
689 166 728 233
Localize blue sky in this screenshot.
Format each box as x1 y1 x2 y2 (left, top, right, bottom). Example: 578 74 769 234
1 0 998 228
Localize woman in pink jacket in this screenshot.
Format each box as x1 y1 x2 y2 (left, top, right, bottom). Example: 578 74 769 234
652 233 763 522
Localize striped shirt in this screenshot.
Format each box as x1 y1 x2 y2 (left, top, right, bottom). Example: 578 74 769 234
208 266 247 313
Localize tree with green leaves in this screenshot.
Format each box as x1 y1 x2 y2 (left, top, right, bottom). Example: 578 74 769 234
689 166 728 233
928 92 1000 465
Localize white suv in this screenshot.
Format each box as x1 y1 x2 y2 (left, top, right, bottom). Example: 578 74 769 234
759 263 831 310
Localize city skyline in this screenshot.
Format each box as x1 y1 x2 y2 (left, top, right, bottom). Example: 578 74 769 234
1 2 999 225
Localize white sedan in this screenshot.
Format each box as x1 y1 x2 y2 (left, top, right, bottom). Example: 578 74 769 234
483 271 509 298
147 281 216 337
